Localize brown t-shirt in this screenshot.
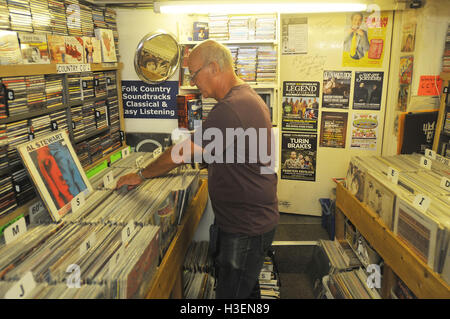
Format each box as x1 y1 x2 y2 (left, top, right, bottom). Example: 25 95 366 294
193 84 279 235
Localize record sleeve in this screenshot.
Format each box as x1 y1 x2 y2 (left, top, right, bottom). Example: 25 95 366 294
83 36 101 63
16 130 92 222
0 30 23 65
95 28 116 62
18 32 50 64
47 34 66 63
64 36 84 63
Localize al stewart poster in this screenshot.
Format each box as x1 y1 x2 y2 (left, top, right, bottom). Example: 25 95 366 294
322 70 351 109
282 81 320 132
353 71 384 110
281 132 317 181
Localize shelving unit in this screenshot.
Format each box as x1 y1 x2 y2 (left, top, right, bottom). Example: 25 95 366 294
0 62 127 230
335 181 450 299
432 72 450 156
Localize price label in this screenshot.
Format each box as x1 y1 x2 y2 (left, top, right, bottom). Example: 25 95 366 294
71 192 85 214
424 149 436 160
420 156 432 170
4 272 36 299
4 217 27 244
122 147 130 159
135 155 144 168
387 167 399 185
440 177 450 191
103 171 114 189
80 232 96 256
413 194 431 213
121 220 136 245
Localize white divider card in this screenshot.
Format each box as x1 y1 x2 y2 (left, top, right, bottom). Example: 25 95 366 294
29 200 47 224
420 156 432 170
79 232 96 256
135 155 144 168
103 171 115 189
122 220 136 245
71 192 86 214
440 177 450 191
387 167 399 185
425 148 437 160
108 244 126 278
122 147 130 159
413 194 432 213
153 147 162 158
4 217 27 244
4 271 36 299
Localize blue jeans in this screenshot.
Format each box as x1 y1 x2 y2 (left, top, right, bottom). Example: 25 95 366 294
215 227 276 299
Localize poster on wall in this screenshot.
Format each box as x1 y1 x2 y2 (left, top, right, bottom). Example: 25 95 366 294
281 17 308 54
399 56 414 85
350 113 379 151
121 80 178 119
322 70 351 109
342 12 388 68
400 21 416 53
281 132 317 181
397 84 409 112
352 71 384 110
281 81 319 132
319 111 348 148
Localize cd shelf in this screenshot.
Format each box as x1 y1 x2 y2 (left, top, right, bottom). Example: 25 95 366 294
335 181 450 299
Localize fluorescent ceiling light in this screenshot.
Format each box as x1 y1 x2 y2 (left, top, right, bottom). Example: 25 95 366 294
155 1 368 14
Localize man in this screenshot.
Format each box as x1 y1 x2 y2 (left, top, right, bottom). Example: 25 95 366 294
115 39 279 299
283 151 298 169
343 12 370 60
354 82 369 103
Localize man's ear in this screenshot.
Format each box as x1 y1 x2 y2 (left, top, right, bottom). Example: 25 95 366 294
209 61 220 75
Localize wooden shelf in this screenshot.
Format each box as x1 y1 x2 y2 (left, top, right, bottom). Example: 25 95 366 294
335 182 450 299
181 39 277 45
146 178 208 299
0 62 122 77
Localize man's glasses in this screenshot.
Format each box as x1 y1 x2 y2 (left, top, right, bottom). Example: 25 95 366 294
189 65 206 83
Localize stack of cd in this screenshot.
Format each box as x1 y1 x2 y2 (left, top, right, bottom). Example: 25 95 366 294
0 173 17 217
80 72 94 100
0 0 10 29
93 72 106 98
107 96 119 132
88 135 102 163
105 71 116 98
255 17 276 40
104 7 119 60
98 131 112 157
29 0 52 33
7 0 33 32
94 99 107 130
91 6 106 29
235 46 258 82
25 75 46 109
6 119 28 166
74 140 89 167
228 16 250 41
48 0 67 35
49 108 68 133
65 0 82 36
44 74 63 108
67 73 82 103
11 167 36 205
79 2 93 37
29 114 51 139
81 101 95 135
0 125 7 170
2 76 28 116
0 82 7 118
256 46 277 83
208 14 229 41
70 105 84 140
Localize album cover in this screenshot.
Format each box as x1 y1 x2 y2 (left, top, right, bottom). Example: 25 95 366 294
83 36 102 63
64 36 84 63
0 30 23 65
18 32 50 64
95 28 117 62
17 130 92 222
47 34 66 63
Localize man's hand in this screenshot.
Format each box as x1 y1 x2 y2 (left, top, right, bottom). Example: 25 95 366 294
115 172 144 192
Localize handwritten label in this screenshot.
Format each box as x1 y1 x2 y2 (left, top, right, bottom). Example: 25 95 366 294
420 156 432 170
425 149 437 160
103 171 114 189
4 217 27 244
71 192 85 213
56 63 91 73
440 177 450 191
387 167 399 185
413 194 431 213
4 272 36 299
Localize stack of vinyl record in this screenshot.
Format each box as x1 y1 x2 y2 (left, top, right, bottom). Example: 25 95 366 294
259 255 281 299
94 72 106 98
29 0 52 33
183 242 215 299
0 173 17 217
11 167 36 205
44 74 63 108
324 268 381 299
49 108 68 133
0 0 10 29
79 2 94 37
256 46 277 82
319 239 362 274
208 14 229 41
29 114 51 139
255 17 276 40
235 46 257 82
91 6 106 29
65 0 82 36
7 0 33 32
48 0 67 35
228 16 250 41
94 99 107 130
2 76 28 116
6 119 28 166
25 75 46 109
74 140 89 167
70 105 84 140
80 72 94 100
0 124 8 170
104 7 119 60
0 82 7 118
81 101 95 135
67 73 82 103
